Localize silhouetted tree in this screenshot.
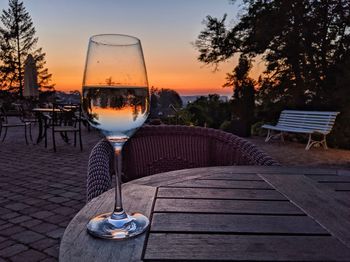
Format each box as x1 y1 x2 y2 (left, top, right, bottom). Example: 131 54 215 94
224 55 255 135
195 0 350 147
157 88 183 109
149 87 159 118
196 0 350 107
0 0 54 97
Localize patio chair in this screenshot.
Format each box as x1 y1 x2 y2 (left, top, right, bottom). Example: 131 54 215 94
86 125 279 202
45 104 83 152
0 106 31 144
16 104 38 142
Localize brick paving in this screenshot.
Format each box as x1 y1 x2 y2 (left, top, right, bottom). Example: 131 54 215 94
0 117 101 261
0 118 349 261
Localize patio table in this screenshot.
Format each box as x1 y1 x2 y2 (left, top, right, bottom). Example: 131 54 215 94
59 166 350 261
31 108 65 144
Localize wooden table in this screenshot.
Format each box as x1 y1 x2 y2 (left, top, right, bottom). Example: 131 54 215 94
59 166 350 261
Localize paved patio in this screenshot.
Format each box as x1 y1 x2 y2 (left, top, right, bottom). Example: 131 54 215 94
0 121 349 261
0 120 102 261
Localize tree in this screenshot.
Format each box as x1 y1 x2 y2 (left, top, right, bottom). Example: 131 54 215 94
0 0 54 97
147 87 183 121
149 87 159 118
157 88 183 109
196 0 350 107
224 55 255 132
195 0 350 147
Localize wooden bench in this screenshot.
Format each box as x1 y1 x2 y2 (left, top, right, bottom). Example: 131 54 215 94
262 110 339 150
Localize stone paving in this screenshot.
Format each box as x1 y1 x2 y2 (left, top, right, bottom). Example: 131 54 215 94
0 118 102 261
0 119 349 261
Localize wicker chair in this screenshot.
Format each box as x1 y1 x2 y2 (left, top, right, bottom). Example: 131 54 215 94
86 125 279 202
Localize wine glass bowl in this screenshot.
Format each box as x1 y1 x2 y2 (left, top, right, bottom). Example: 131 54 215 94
82 34 150 239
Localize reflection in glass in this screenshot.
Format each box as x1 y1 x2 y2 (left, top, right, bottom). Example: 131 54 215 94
83 86 148 135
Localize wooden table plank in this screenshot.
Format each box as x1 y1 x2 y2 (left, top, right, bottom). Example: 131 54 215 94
144 233 350 261
302 176 350 207
335 191 350 198
151 213 328 234
320 183 350 191
59 184 156 262
127 168 210 186
307 175 350 182
154 198 303 215
127 167 340 189
259 174 350 248
169 179 273 189
157 187 286 200
200 173 263 180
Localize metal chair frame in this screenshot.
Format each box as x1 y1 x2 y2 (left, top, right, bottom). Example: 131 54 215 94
0 106 32 144
44 104 83 152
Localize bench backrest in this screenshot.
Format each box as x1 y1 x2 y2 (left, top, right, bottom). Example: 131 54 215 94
277 110 339 134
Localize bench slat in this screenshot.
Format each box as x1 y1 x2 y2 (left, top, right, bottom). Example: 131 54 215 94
278 124 332 131
280 112 338 117
280 117 336 123
279 117 337 124
279 116 337 122
282 110 339 116
281 112 337 116
277 123 333 131
278 120 335 127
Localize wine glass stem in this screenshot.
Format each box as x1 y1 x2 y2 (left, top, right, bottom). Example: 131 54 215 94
112 146 126 219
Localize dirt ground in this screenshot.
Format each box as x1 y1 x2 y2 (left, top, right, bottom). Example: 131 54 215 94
247 136 350 169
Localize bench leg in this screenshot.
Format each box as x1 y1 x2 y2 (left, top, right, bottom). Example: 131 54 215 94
306 134 313 150
305 134 328 150
265 129 284 143
265 129 272 142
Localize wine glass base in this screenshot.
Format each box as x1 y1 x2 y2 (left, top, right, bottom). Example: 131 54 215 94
87 212 149 240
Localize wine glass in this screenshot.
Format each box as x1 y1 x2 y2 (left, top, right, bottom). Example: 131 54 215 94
82 34 150 239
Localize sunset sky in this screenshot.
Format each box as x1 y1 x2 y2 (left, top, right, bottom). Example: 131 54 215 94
0 0 265 96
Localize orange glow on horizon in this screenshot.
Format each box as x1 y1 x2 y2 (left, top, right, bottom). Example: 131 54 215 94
47 40 264 97
53 70 262 96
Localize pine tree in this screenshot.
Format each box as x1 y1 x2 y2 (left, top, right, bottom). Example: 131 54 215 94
0 0 54 97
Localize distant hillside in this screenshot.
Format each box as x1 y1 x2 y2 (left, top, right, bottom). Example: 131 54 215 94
55 91 81 104
181 95 229 107
54 91 229 107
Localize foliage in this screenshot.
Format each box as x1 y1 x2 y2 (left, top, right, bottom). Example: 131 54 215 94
0 0 54 97
157 88 183 109
195 0 350 148
149 87 183 121
186 94 231 129
174 109 193 126
219 120 232 132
